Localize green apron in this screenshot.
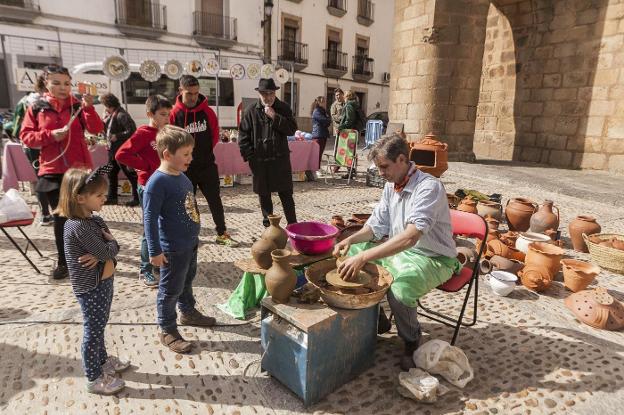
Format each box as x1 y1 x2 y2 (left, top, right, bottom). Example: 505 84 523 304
348 242 462 307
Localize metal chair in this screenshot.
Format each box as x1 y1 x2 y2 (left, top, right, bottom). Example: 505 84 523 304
324 129 359 185
364 119 384 149
417 209 487 345
0 213 43 273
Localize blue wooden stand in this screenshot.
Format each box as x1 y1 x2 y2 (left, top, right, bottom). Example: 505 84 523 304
260 297 378 406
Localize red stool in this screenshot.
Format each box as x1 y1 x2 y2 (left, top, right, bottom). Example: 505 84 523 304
0 213 43 273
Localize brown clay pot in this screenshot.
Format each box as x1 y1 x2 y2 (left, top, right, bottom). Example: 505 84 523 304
519 265 551 292
569 215 601 253
524 241 564 279
499 231 519 247
486 239 525 261
486 255 524 275
408 134 448 177
351 213 371 224
476 229 499 253
561 259 600 292
530 200 560 233
262 214 288 249
331 215 345 229
456 198 478 214
477 200 503 220
564 288 624 331
612 239 624 251
456 246 478 269
447 193 460 209
265 249 297 304
504 198 538 232
485 216 500 231
251 238 277 269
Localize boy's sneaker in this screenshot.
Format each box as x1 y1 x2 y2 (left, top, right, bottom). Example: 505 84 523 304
179 308 216 327
39 215 53 226
140 270 158 288
215 232 240 247
86 373 125 395
102 356 131 376
52 263 68 280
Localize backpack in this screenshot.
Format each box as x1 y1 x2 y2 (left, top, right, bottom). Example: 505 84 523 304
354 105 367 132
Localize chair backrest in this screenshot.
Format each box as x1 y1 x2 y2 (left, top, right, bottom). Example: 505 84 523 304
364 120 384 148
450 209 487 240
335 129 359 167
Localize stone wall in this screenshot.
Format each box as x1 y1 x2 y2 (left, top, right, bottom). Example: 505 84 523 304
391 0 624 173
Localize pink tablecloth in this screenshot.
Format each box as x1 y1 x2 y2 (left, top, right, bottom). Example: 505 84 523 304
1 143 122 192
213 141 320 176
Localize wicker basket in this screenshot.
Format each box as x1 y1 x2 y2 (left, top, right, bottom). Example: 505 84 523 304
583 233 624 275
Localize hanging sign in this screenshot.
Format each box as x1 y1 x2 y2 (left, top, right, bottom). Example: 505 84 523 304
15 68 109 94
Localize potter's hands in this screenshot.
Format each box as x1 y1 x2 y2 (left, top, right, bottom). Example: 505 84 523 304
150 253 168 267
337 253 367 282
332 239 350 258
264 106 276 120
78 253 98 269
52 127 69 141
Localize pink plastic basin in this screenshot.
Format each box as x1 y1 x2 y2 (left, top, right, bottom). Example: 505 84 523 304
286 222 339 255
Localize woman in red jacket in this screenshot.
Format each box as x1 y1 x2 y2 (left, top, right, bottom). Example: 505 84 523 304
20 65 104 279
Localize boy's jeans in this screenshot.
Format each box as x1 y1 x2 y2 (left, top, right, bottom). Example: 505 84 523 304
137 185 153 275
157 245 198 332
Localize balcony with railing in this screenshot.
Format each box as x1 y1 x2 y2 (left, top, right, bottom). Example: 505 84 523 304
352 55 374 82
327 0 347 17
357 0 374 26
193 11 237 48
0 0 40 23
323 49 348 78
114 0 167 39
278 40 308 71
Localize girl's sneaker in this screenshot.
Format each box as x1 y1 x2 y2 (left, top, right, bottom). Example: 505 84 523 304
102 356 131 376
86 373 125 395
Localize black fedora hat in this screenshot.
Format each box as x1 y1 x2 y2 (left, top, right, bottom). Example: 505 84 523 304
255 78 280 92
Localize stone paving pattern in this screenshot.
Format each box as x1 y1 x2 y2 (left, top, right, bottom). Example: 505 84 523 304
1 158 624 414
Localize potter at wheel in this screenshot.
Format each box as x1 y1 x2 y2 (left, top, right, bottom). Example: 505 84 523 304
325 268 372 288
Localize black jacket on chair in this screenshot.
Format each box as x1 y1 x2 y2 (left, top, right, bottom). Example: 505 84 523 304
238 98 297 194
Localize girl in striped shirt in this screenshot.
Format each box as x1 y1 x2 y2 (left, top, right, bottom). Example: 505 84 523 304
58 167 130 395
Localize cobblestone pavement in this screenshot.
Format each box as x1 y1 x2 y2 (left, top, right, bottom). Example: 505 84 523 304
1 159 623 415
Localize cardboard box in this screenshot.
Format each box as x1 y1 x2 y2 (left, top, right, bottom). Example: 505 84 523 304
220 175 234 187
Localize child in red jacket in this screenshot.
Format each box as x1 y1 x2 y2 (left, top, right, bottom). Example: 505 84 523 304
115 95 172 287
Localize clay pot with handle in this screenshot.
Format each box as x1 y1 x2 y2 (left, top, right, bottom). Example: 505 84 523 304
408 134 449 177
477 200 503 220
265 249 297 304
457 198 478 214
505 198 538 232
569 215 601 253
530 200 560 233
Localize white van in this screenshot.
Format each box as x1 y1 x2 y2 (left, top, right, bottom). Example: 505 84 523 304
72 62 260 128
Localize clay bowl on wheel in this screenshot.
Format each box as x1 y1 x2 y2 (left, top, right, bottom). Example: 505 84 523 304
285 221 339 255
305 258 393 309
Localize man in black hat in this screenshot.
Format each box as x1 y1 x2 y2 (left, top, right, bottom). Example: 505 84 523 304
238 78 298 227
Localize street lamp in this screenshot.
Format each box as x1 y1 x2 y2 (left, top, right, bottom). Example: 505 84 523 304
264 0 274 17
262 0 274 63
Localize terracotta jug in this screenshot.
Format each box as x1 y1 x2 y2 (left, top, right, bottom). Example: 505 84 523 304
569 215 601 253
477 200 503 220
408 134 449 177
519 265 551 292
524 242 564 279
456 198 478 214
261 214 288 249
251 238 276 269
530 200 560 233
504 198 538 232
265 249 297 304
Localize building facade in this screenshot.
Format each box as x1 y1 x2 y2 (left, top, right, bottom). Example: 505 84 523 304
390 0 624 173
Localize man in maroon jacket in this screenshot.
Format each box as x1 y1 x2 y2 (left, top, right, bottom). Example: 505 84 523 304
170 75 238 247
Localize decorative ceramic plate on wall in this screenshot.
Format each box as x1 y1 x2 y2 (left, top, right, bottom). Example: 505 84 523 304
102 56 131 81
164 59 183 80
275 68 290 84
204 58 220 76
186 60 203 77
139 60 162 82
230 63 245 80
246 63 261 79
260 63 275 78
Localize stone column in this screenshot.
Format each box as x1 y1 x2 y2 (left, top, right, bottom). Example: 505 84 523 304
390 0 490 161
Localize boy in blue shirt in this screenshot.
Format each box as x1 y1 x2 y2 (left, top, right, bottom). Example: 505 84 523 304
143 125 216 354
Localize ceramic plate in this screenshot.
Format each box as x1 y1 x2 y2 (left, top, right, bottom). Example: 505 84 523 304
164 59 183 80
204 58 220 75
260 63 275 78
230 63 245 80
102 56 130 81
325 268 372 288
246 63 261 79
275 68 289 84
186 60 203 77
139 60 161 82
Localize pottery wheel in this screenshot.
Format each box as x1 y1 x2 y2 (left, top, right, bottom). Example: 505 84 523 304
325 268 371 288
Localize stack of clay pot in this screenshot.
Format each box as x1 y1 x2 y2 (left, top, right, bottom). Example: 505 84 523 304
569 216 602 252
504 198 538 232
587 235 624 251
456 198 478 214
477 200 503 220
519 241 565 292
408 134 448 177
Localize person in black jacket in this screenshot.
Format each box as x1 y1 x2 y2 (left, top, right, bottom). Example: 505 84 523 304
101 93 139 206
238 78 298 227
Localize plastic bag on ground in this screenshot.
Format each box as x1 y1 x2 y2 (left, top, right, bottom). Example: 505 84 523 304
0 189 33 223
413 339 474 388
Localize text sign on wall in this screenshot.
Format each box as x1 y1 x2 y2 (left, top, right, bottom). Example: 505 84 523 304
15 68 110 94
